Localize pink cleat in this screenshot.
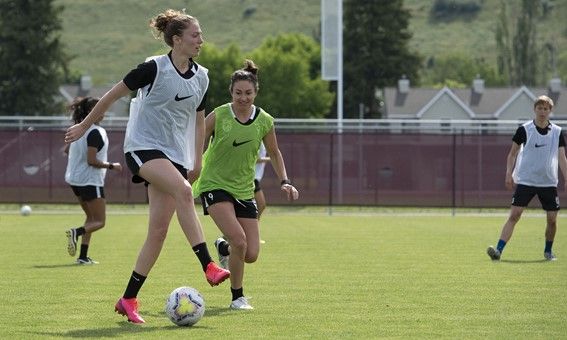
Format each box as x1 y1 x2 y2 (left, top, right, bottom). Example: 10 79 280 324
114 297 145 324
205 262 230 286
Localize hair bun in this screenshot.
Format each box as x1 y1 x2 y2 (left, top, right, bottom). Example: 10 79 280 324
243 59 258 75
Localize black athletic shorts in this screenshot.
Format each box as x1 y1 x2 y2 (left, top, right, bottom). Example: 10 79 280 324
70 185 105 201
253 179 262 193
512 184 560 211
200 189 258 219
125 149 187 186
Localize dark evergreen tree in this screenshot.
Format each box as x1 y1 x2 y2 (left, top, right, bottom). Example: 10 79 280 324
343 0 421 118
0 0 69 116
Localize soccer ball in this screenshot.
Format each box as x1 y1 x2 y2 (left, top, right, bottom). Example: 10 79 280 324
165 287 205 326
20 205 32 216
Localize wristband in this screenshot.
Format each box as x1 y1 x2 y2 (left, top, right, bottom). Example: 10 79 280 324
281 179 292 186
108 163 114 170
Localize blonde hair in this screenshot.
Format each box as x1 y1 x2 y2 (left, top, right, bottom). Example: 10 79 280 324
150 9 198 47
534 95 554 110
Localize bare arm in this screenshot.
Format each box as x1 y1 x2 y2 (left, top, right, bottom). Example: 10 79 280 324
203 112 216 149
86 147 123 172
505 142 521 190
64 81 131 142
263 128 299 201
559 146 567 191
188 109 205 184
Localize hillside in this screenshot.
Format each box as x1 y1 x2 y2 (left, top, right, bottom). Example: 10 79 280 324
405 0 567 77
56 0 567 86
56 0 321 85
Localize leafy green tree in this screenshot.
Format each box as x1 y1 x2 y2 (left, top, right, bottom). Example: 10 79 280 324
495 1 512 84
248 33 334 118
0 0 69 115
422 53 505 87
496 0 539 86
196 43 243 111
255 33 322 80
197 34 333 118
512 0 538 86
431 79 468 89
343 0 421 118
557 51 567 82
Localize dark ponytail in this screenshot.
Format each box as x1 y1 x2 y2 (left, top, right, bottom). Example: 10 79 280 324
69 97 99 124
229 59 259 92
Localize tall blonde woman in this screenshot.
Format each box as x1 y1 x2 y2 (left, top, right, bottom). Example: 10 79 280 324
65 9 229 324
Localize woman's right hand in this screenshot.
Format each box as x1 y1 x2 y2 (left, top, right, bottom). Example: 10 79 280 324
505 174 515 191
65 123 88 143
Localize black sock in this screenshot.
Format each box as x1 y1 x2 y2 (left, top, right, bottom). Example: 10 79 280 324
75 227 86 237
123 271 147 299
218 240 230 256
545 240 553 253
231 287 243 301
192 242 213 272
79 244 89 259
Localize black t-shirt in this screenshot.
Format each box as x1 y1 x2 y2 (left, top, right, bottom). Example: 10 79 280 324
122 52 207 111
87 129 104 152
512 123 566 147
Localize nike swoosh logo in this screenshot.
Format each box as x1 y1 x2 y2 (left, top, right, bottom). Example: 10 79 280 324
233 140 252 147
174 94 193 101
535 144 546 148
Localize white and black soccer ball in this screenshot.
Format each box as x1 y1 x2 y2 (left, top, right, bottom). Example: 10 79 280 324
20 205 32 216
165 286 205 326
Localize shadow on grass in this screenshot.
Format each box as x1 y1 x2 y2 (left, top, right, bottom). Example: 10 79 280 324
200 306 235 317
26 321 211 338
141 306 232 319
499 259 549 264
27 308 234 337
31 264 82 269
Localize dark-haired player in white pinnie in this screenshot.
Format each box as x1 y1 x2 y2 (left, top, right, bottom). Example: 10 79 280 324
487 95 567 261
65 97 123 265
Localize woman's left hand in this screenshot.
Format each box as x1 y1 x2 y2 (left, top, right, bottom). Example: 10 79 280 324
281 184 299 201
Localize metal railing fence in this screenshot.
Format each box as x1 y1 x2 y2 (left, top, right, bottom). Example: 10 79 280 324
1 117 565 207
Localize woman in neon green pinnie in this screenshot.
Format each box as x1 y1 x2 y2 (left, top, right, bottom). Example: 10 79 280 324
195 59 299 310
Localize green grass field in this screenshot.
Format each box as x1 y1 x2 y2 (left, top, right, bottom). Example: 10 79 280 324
0 206 566 339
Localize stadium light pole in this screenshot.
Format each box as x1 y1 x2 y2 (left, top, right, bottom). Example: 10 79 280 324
321 0 343 131
337 0 343 133
336 0 343 206
321 0 344 207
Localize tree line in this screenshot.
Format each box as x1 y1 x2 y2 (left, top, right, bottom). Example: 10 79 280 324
0 0 559 117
